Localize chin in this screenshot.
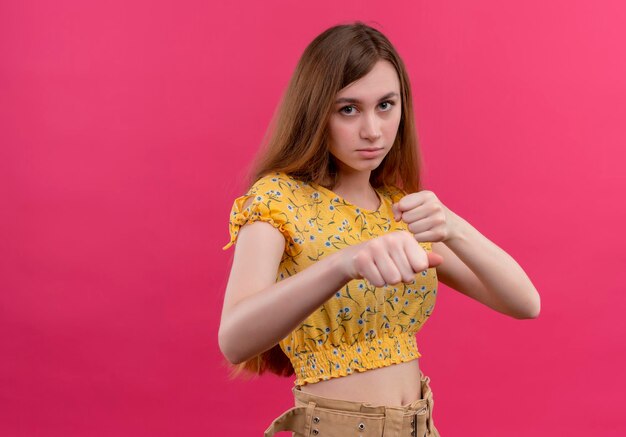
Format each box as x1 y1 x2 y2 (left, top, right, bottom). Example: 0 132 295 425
350 161 383 173
334 155 385 174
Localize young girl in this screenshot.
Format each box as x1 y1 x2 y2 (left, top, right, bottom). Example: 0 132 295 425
220 22 540 437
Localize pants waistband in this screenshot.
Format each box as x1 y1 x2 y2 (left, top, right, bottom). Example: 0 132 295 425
264 371 438 437
292 371 434 414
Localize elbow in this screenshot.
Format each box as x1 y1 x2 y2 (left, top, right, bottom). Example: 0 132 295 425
218 326 245 365
528 289 541 319
517 306 540 319
528 301 541 319
514 292 541 319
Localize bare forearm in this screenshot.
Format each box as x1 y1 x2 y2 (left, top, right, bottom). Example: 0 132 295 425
218 251 352 364
447 212 540 318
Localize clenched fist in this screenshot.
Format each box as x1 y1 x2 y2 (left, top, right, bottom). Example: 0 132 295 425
339 230 443 287
392 190 459 243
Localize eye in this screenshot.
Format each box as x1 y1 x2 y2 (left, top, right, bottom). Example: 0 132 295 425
379 100 396 111
339 105 356 115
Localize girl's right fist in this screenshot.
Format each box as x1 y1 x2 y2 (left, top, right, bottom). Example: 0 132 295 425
340 230 443 287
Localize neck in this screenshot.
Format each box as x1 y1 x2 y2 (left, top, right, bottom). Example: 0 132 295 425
332 170 372 194
330 168 379 209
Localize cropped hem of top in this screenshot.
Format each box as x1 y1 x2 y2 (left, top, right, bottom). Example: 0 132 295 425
292 332 422 386
223 172 438 386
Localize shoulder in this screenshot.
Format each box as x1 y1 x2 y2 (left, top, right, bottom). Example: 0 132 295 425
243 172 318 209
224 172 305 255
248 172 305 196
378 183 407 204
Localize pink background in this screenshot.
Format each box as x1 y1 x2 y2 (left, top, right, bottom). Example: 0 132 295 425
2 1 625 436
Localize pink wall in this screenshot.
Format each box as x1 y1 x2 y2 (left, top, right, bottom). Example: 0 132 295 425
2 1 625 436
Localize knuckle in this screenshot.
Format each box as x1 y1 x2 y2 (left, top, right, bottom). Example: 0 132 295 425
370 276 384 287
387 234 405 249
399 230 412 238
353 252 368 268
389 273 402 284
368 238 383 249
415 260 428 272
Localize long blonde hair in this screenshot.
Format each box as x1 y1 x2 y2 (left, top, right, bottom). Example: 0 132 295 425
228 21 426 380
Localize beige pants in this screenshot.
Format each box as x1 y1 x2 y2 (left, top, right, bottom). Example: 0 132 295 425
264 371 441 437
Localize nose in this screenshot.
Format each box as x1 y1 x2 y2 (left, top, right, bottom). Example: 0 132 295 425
360 112 382 141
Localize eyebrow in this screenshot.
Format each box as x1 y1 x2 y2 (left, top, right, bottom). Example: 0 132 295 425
335 92 399 104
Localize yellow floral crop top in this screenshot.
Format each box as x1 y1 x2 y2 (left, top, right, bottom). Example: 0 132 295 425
223 172 438 386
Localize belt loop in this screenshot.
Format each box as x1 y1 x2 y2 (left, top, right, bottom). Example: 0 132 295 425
263 405 307 437
426 393 434 435
303 401 316 436
382 407 404 437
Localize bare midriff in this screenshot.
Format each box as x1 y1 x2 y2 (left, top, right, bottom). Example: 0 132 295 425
297 358 423 407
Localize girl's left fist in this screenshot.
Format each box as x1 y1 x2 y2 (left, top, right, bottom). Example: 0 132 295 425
391 190 458 242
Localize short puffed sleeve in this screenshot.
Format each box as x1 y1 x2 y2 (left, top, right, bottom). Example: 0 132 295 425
222 173 300 257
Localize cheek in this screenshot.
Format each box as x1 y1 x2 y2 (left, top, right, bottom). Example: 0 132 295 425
328 120 353 146
382 117 401 142
387 110 402 132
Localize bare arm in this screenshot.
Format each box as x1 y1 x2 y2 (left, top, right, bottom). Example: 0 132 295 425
432 212 540 319
218 219 353 364
392 190 540 319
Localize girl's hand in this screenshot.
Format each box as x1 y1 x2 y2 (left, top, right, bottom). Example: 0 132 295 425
338 231 443 287
392 190 459 243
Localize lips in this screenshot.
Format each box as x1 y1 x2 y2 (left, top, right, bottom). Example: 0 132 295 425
356 148 385 159
356 147 384 152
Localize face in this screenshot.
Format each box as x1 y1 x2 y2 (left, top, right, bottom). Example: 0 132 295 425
327 60 402 177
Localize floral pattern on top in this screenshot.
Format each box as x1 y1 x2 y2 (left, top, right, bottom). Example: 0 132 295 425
223 172 438 386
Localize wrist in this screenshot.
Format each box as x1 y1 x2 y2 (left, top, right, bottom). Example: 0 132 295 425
328 245 359 284
446 210 470 243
